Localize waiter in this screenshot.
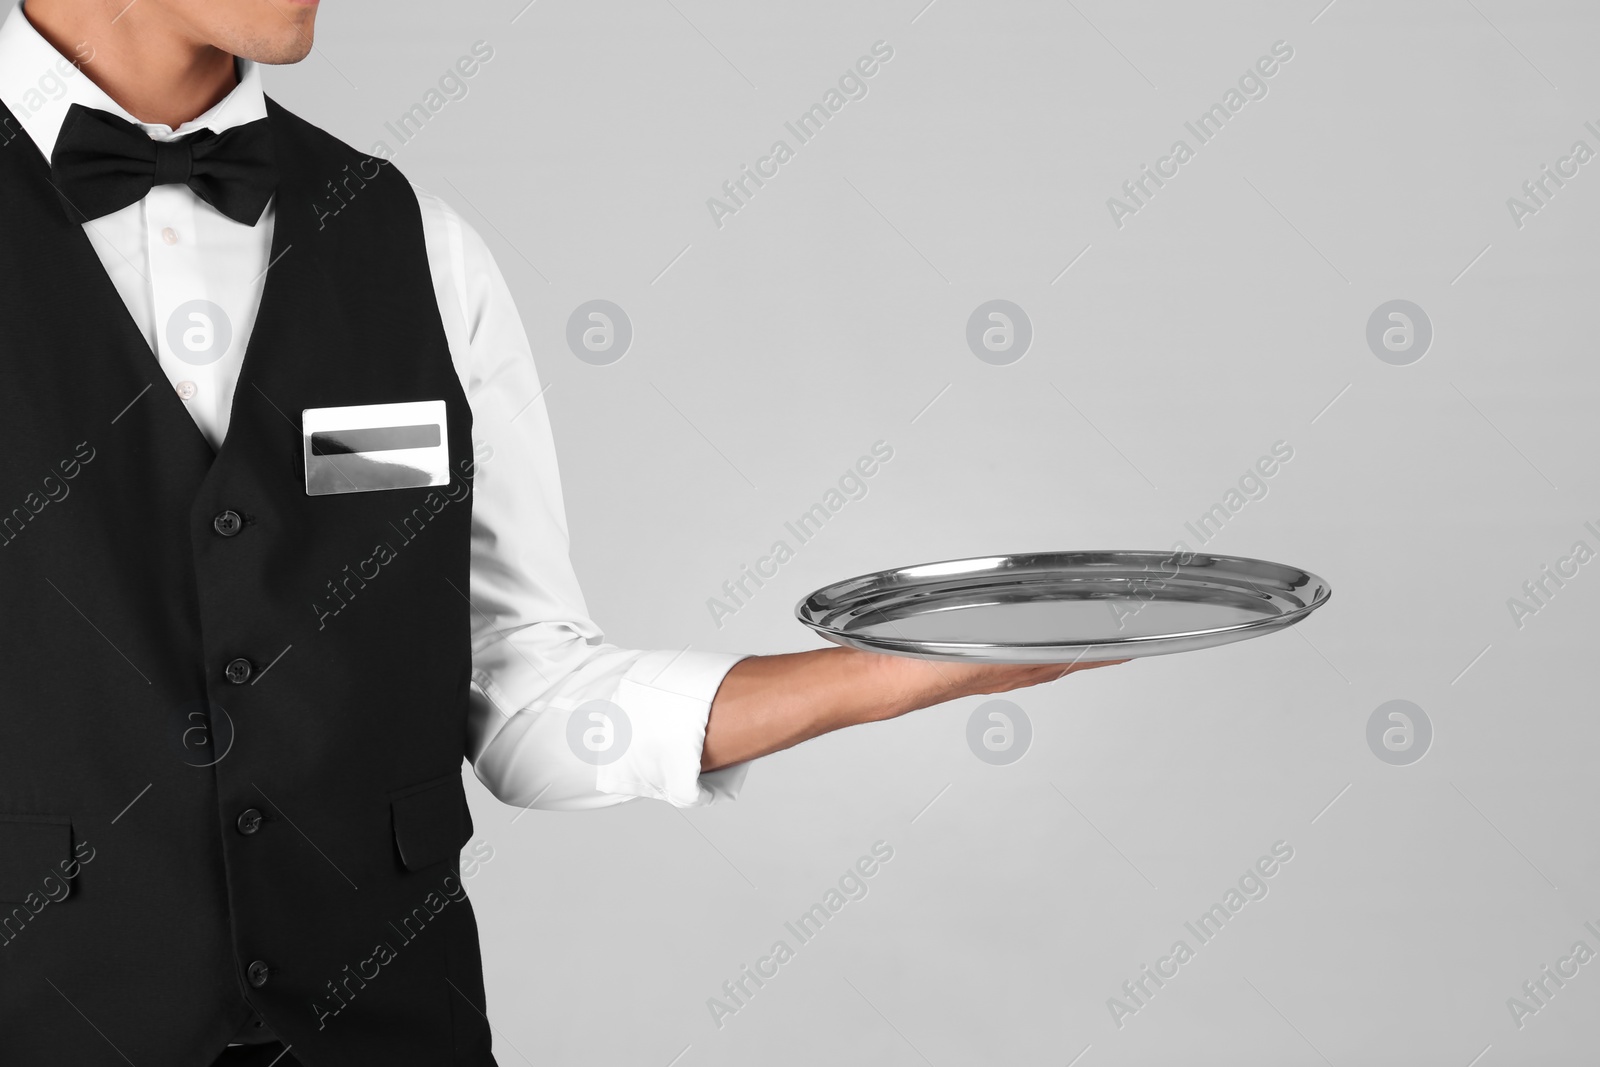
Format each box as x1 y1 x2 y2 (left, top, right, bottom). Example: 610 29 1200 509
0 0 1118 1063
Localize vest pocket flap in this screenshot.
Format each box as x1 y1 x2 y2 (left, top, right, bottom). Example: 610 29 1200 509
390 774 472 872
0 816 72 904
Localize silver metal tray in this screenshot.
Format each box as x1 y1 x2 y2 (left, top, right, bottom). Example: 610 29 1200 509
795 550 1331 663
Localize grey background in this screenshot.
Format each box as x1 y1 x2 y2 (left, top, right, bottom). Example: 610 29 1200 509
271 2 1600 1064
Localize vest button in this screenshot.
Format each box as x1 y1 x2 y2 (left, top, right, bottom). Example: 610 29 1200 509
247 960 271 988
236 808 264 835
224 658 253 685
213 510 243 537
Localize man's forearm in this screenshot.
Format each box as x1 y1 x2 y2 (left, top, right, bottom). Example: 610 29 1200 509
700 646 1121 771
699 648 910 772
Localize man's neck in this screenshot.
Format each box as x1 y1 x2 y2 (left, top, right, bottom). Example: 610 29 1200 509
24 0 236 128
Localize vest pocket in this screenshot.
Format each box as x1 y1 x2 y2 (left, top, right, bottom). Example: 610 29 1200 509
389 774 473 873
0 815 74 904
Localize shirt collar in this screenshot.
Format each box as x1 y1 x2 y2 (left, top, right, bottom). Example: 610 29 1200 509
0 0 266 163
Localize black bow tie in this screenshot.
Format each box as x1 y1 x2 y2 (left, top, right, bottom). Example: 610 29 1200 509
49 102 277 225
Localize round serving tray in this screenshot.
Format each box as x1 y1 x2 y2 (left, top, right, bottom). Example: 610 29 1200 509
795 550 1331 664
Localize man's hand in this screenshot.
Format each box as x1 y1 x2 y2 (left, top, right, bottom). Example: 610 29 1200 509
888 654 1128 709
700 646 1127 772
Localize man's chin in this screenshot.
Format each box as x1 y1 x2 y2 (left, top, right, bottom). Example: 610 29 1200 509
240 35 316 66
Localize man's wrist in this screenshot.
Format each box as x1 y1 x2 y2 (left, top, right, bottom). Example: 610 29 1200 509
849 647 955 725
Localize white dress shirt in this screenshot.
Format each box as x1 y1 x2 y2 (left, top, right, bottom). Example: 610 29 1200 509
0 0 750 811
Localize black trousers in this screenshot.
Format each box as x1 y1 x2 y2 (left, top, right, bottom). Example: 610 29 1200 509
210 1043 301 1066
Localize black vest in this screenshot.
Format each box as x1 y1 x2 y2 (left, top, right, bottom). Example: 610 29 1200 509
0 97 496 1065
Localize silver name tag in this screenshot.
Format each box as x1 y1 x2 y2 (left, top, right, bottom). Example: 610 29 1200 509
301 400 449 496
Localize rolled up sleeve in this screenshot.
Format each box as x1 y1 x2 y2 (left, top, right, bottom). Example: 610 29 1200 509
417 184 752 811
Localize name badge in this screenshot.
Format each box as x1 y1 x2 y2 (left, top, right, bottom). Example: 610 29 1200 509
301 400 450 496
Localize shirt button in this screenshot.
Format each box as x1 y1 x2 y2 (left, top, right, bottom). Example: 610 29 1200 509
175 380 197 401
213 510 243 537
161 226 178 245
236 808 264 835
224 658 253 685
247 960 271 988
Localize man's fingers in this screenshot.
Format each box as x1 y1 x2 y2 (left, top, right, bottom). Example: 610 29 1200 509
1055 658 1131 679
925 656 1134 700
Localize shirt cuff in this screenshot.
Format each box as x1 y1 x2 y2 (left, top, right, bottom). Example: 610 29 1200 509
594 649 753 808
